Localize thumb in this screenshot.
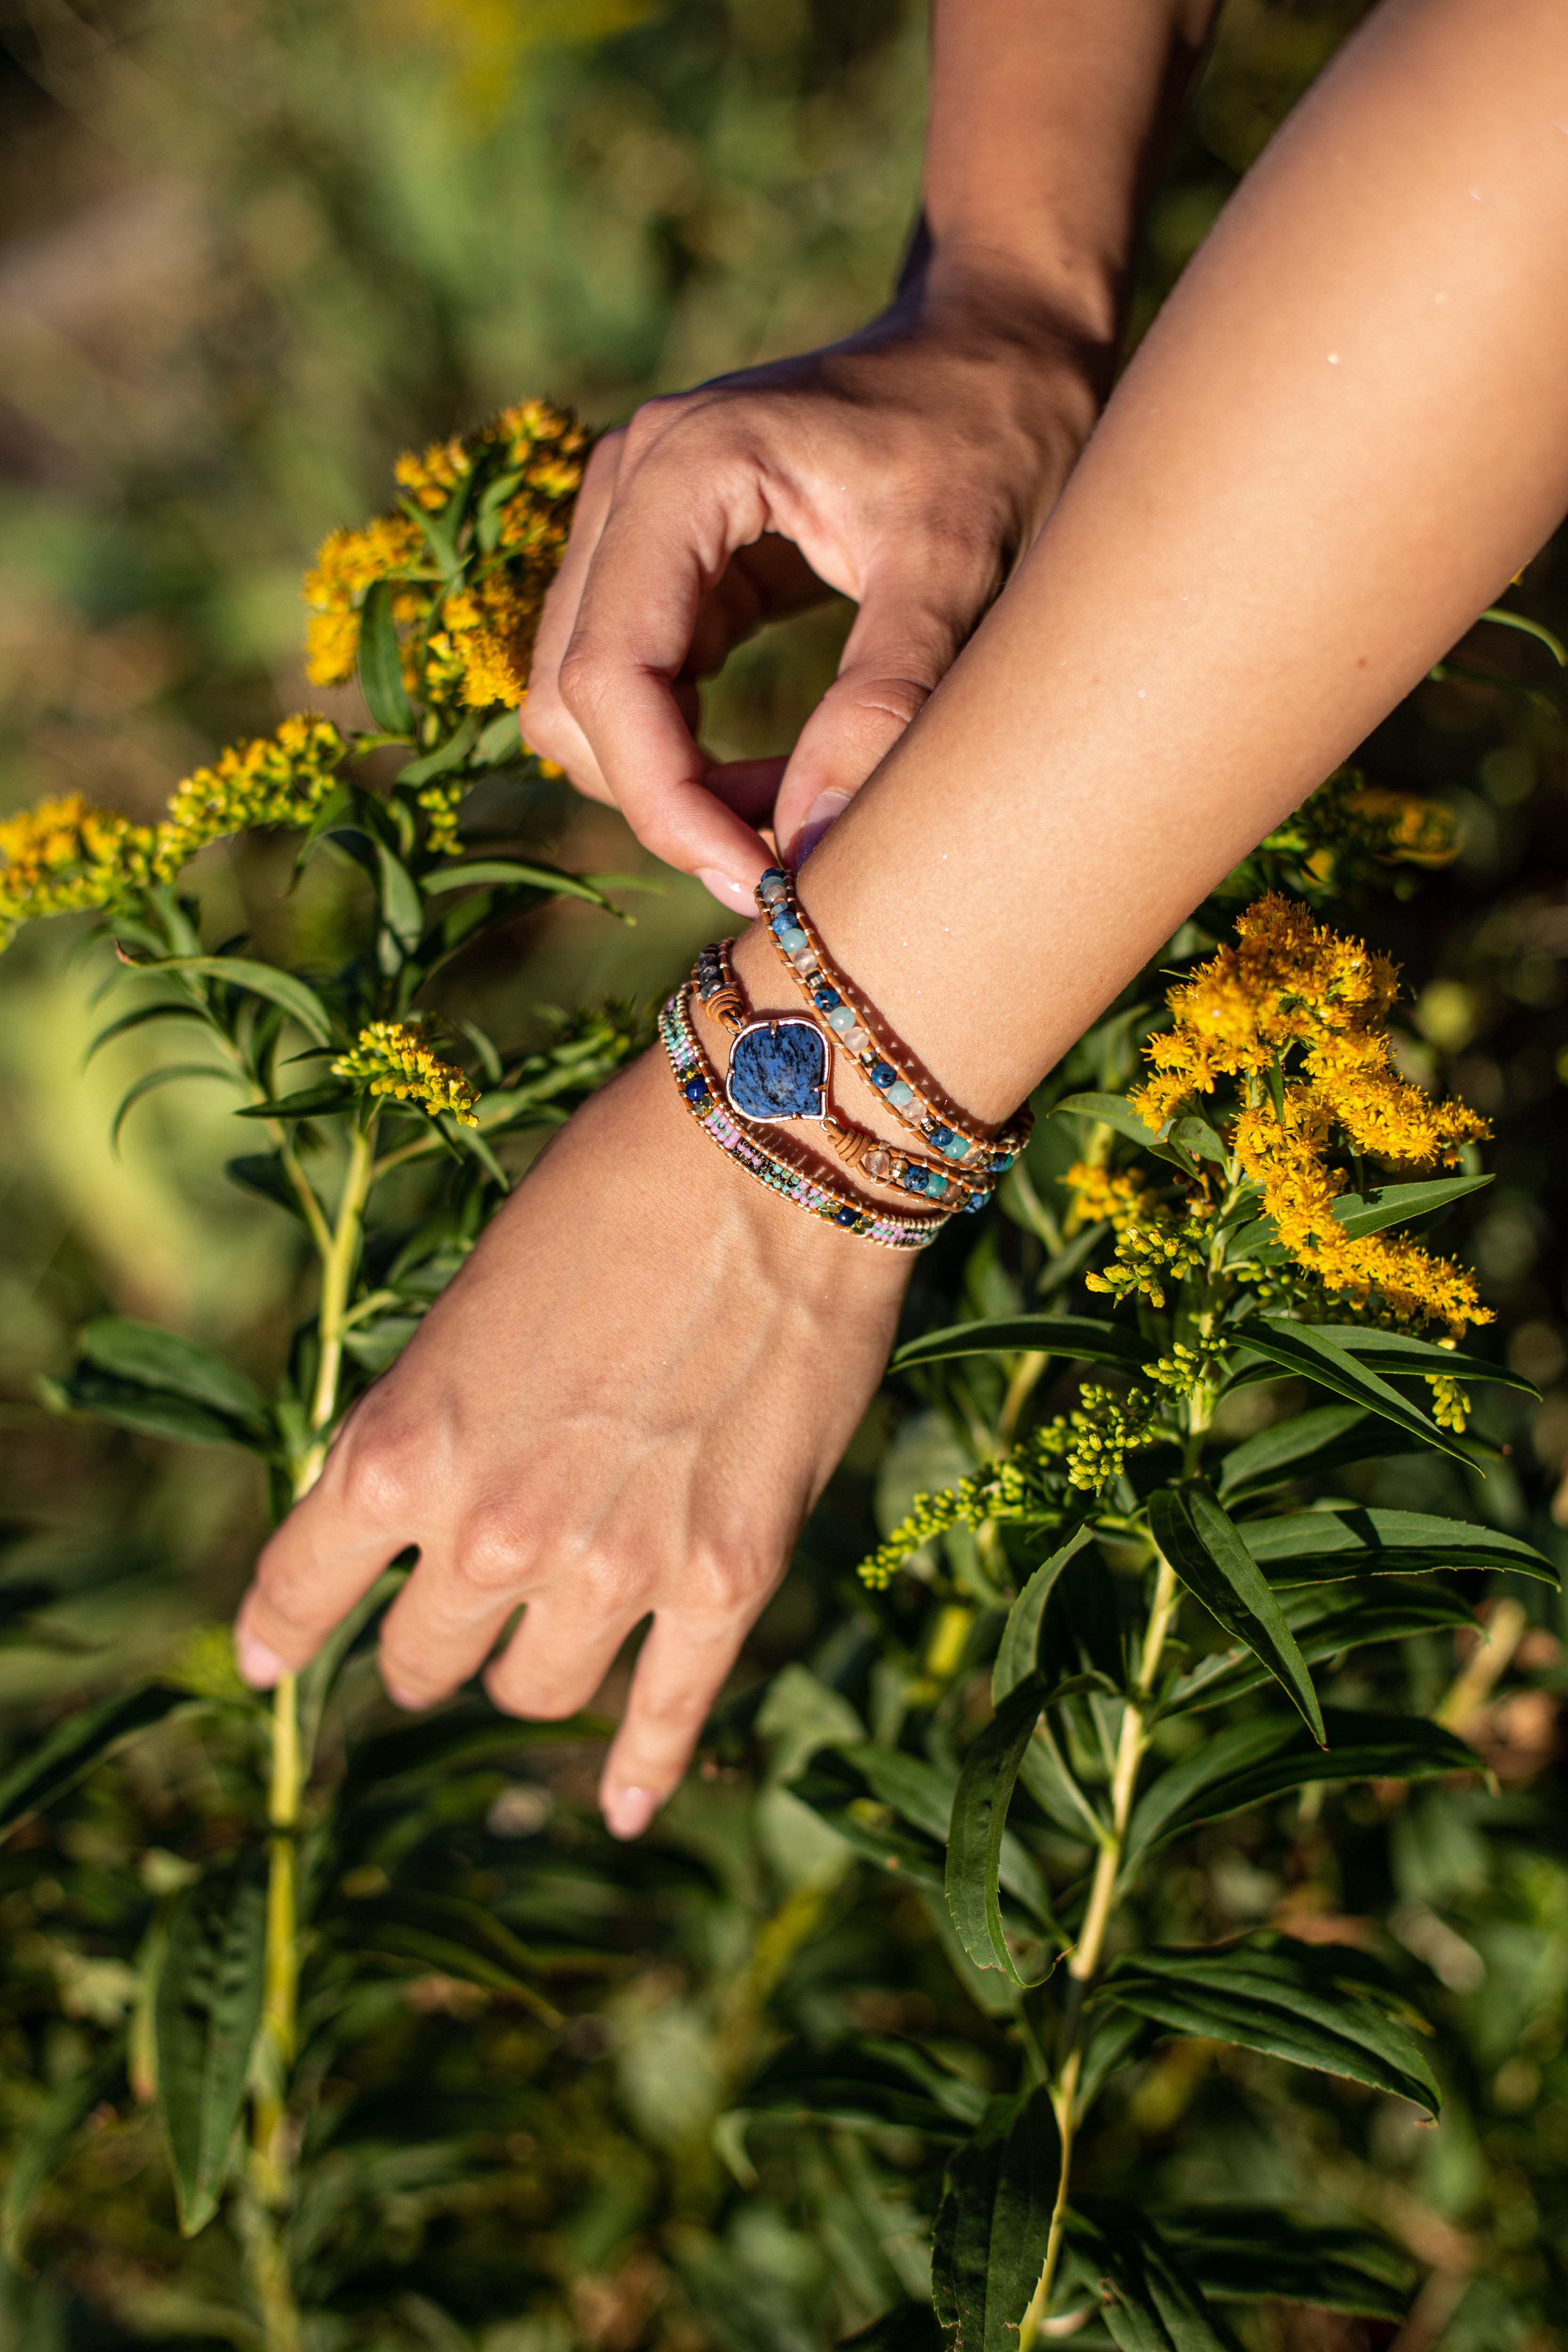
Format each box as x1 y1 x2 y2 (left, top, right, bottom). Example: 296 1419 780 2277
772 570 983 861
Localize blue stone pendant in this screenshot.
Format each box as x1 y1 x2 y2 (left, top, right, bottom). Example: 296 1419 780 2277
726 1017 829 1122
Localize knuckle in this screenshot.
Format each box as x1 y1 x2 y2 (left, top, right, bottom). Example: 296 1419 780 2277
454 1504 534 1598
334 1424 420 1528
555 635 609 727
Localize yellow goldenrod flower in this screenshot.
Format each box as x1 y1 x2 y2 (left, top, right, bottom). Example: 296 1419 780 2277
1064 1160 1150 1235
1086 1204 1212 1311
333 1020 480 1126
153 716 345 880
1130 895 1490 1336
0 795 156 947
441 576 533 709
394 435 473 511
302 515 428 686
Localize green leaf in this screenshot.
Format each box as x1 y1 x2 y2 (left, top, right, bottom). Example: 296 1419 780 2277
225 1153 309 1221
1051 1092 1165 1148
932 2086 1061 2351
1161 2209 1415 2320
421 858 626 915
358 580 413 732
1217 1406 1378 1500
994 1525 1096 1701
836 1742 1053 1927
130 956 334 1046
85 1001 213 1065
1102 1937 1440 2118
1476 604 1568 665
1238 1319 1465 1461
60 1367 262 1451
297 1566 407 1773
892 1315 1148 1376
1 2048 122 2267
947 1678 1065 1985
1331 1174 1492 1237
1148 1490 1324 1743
110 1062 240 1151
353 1912 562 2024
236 1083 354 1121
78 1318 269 1431
1165 1579 1475 1713
1241 1505 1558 1584
735 2035 986 2141
0 1685 193 1839
342 1704 614 1804
1124 1708 1476 1865
156 1863 268 2233
397 710 482 787
791 1749 948 1894
1317 1323 1537 1398
376 842 425 953
1067 2200 1241 2351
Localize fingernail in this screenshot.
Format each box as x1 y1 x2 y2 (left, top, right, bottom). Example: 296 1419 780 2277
791 789 852 866
695 867 758 915
603 1785 661 1841
234 1627 286 1690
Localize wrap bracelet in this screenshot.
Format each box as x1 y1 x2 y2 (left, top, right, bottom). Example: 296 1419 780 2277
660 989 947 1251
755 867 1031 1178
692 941 988 1211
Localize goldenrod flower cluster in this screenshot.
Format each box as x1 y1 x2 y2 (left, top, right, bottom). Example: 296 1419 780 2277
155 716 345 880
1143 1335 1226 1401
0 795 156 948
1427 1372 1472 1433
302 398 586 723
1131 894 1489 1335
1064 1160 1149 1235
332 1021 480 1126
1086 1206 1212 1311
1258 768 1457 892
1037 1383 1160 1495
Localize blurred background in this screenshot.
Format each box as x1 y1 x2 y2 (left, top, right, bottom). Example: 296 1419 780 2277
3 2 1568 2346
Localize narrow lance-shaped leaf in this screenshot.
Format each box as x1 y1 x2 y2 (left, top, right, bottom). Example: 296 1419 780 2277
1217 1405 1372 1499
1050 1091 1165 1148
358 579 413 732
155 1865 268 2234
1165 1578 1475 1715
111 1063 240 1152
931 2086 1062 2352
422 858 629 918
77 1318 269 1431
0 1685 194 1841
1315 1321 1538 1397
122 955 334 1046
946 1676 1067 1986
1241 1505 1557 1585
1149 1489 1324 1743
733 2035 986 2141
1067 2199 1242 2352
1161 2209 1416 2322
376 842 424 953
893 1314 1150 1376
1330 1173 1492 1237
993 1522 1096 1701
1101 1937 1441 2118
1236 1319 1468 1462
1124 1707 1477 1865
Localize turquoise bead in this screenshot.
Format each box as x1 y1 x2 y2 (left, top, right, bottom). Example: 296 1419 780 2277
828 1005 857 1033
778 925 809 954
944 1136 972 1161
887 1080 915 1108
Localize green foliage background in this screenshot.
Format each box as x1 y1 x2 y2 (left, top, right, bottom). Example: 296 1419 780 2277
1 3 1568 2349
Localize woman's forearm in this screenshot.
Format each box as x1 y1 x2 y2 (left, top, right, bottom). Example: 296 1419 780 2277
923 0 1219 342
753 0 1568 1120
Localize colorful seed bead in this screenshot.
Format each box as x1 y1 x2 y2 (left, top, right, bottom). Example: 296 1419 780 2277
660 991 946 1252
755 868 1033 1179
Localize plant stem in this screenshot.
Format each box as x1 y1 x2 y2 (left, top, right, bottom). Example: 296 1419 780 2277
246 1115 377 2351
1021 1554 1180 2343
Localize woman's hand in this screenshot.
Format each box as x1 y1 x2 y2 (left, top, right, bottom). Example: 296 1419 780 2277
232 1045 909 1836
520 254 1106 908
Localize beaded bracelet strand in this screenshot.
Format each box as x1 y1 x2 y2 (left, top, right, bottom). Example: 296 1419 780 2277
692 941 988 1211
660 990 947 1250
755 867 1032 1179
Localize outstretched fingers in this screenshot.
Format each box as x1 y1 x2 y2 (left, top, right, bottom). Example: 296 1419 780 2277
235 1464 416 1688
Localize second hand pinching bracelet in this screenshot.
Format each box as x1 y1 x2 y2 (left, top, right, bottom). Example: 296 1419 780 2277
754 866 1033 1185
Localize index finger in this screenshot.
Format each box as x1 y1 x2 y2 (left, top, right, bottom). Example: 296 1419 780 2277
557 445 780 910
233 1444 414 1688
